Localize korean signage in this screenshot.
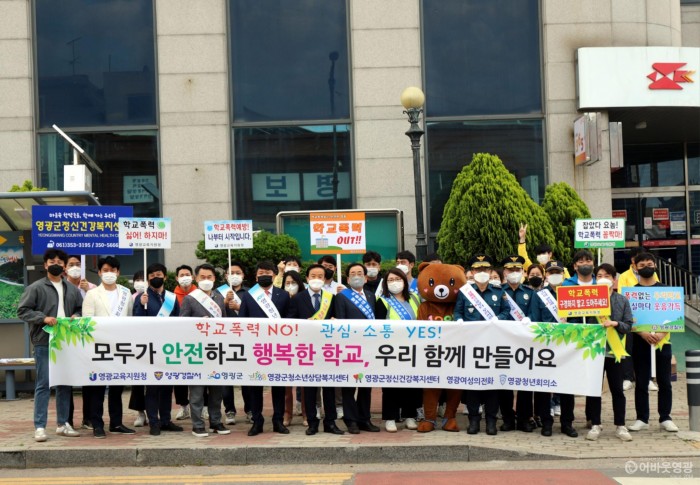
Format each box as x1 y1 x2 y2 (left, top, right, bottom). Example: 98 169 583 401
556 285 610 318
574 115 588 165
48 318 606 396
621 287 685 333
123 175 157 204
118 218 171 249
310 212 366 254
204 220 253 250
251 172 351 202
0 232 24 320
670 212 686 235
32 206 133 255
574 218 625 248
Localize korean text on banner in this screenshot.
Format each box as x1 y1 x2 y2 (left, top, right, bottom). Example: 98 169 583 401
556 285 610 318
32 205 133 255
204 220 253 250
621 287 685 333
574 218 625 249
118 218 171 250
310 212 366 254
48 318 606 396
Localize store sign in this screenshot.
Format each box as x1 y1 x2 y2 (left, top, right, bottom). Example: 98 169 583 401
577 47 700 108
612 210 627 220
574 218 625 248
653 208 669 220
252 172 351 202
670 212 686 235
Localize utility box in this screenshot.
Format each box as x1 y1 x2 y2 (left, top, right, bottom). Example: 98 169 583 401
63 165 92 192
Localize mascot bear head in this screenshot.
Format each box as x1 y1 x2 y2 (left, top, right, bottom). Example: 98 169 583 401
416 262 466 321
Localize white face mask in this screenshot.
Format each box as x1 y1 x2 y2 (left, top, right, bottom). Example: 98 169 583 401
133 281 147 293
474 272 490 284
285 283 299 296
308 278 324 291
387 281 404 295
366 267 379 278
67 267 82 279
506 272 523 284
536 254 550 265
198 280 214 292
101 272 117 285
228 274 243 287
285 265 299 273
178 276 193 287
467 279 476 285
547 273 564 286
396 264 410 275
597 277 613 289
489 278 501 287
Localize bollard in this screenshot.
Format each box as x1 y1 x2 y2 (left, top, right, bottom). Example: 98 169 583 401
687 350 700 431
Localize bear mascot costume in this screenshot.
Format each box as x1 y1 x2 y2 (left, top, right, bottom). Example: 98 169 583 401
415 261 466 432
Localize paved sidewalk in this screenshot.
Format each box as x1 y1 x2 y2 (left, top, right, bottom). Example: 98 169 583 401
1 375 698 468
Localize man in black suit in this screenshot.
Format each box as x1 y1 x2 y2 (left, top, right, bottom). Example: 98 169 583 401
288 264 345 436
238 261 290 436
335 263 380 434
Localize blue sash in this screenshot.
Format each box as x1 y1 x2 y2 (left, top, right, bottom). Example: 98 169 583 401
409 278 418 294
384 295 413 320
156 290 176 317
341 288 375 319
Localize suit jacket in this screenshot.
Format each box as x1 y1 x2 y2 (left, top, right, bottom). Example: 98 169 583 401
238 286 290 318
288 289 335 319
82 284 134 317
133 287 180 317
334 289 376 319
180 290 228 318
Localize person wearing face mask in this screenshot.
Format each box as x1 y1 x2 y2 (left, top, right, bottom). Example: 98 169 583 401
375 268 422 432
525 264 545 291
81 256 135 438
274 255 302 288
131 271 147 300
133 263 180 434
529 260 578 439
179 264 230 438
288 264 345 436
238 261 291 436
563 250 596 289
318 255 346 416
517 224 571 278
65 254 96 298
499 255 535 433
489 268 503 287
280 270 307 426
18 249 83 443
334 263 380 434
582 264 633 442
362 251 383 296
170 264 197 422
395 250 418 295
454 255 510 436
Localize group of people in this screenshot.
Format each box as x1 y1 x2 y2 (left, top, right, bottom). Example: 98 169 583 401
17 232 678 443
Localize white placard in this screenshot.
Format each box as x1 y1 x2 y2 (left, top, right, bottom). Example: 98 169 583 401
204 220 253 250
118 217 171 249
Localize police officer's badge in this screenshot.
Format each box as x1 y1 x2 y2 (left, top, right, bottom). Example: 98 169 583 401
492 295 497 301
524 294 529 300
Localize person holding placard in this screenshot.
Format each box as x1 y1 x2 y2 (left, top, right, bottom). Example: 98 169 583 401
172 264 196 422
628 252 679 433
65 254 96 297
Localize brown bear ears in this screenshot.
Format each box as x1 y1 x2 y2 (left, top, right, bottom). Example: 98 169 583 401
417 262 465 273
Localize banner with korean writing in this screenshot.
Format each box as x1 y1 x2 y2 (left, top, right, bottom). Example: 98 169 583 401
621 287 685 333
48 318 606 396
204 220 253 250
556 285 610 318
118 217 171 249
310 212 366 254
574 218 625 248
32 205 133 255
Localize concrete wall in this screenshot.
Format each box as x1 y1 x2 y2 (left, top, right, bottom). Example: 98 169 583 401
682 4 700 47
0 0 35 188
156 0 232 269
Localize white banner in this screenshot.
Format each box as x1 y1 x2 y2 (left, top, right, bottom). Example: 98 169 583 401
47 318 606 396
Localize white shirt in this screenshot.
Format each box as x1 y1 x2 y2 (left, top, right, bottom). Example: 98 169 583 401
323 280 339 293
51 280 65 317
106 288 119 315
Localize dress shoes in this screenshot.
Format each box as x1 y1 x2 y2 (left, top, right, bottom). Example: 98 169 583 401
109 425 136 434
272 421 290 434
486 420 498 436
358 421 380 432
324 423 345 435
305 425 319 436
346 423 360 434
561 424 579 438
499 421 515 432
247 423 264 437
160 422 183 432
516 420 535 433
467 419 480 435
541 424 553 437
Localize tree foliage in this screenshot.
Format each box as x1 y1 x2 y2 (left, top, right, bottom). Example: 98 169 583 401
437 153 555 264
541 182 591 264
8 180 46 192
195 230 301 276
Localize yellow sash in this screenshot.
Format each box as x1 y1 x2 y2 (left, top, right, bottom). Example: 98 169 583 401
310 290 333 320
595 315 630 363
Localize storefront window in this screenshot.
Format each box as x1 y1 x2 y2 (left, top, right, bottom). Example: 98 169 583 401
612 144 684 188
687 143 700 185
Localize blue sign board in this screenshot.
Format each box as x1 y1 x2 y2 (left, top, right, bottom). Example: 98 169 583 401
32 205 133 255
621 286 685 333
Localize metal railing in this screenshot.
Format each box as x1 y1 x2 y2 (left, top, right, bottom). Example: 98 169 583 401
656 258 700 311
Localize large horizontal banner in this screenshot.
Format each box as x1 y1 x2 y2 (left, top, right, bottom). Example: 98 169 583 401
48 318 607 396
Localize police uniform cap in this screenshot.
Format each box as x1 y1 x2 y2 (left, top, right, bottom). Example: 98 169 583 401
500 255 525 269
468 254 494 269
545 260 564 272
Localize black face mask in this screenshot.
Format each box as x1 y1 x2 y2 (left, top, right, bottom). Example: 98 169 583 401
638 267 655 279
577 265 594 277
149 277 164 289
324 268 334 280
257 275 273 288
528 276 543 288
47 264 64 276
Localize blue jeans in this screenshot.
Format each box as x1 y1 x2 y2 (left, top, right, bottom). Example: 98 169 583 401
34 345 72 429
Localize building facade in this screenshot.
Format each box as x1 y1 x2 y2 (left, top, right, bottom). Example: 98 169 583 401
1 0 700 273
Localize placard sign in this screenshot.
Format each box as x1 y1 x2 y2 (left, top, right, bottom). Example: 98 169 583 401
574 218 625 248
621 287 685 333
32 205 133 255
118 218 171 249
204 220 253 250
556 285 610 318
310 212 366 254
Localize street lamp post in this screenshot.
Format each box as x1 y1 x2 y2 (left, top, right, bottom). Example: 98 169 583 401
401 87 427 261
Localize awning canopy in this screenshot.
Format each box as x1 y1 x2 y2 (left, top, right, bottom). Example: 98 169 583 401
0 191 100 232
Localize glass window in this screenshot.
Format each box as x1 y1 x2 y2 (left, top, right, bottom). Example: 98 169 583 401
426 119 544 233
35 0 156 128
612 144 684 188
688 143 700 185
422 0 542 117
39 131 159 218
234 125 352 231
229 0 350 122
